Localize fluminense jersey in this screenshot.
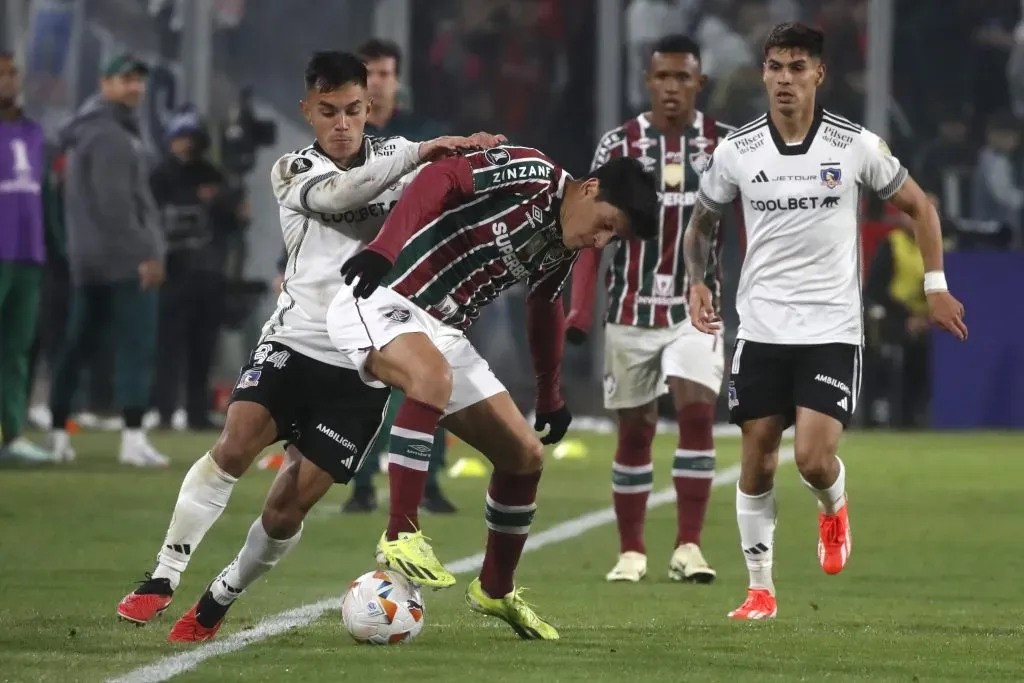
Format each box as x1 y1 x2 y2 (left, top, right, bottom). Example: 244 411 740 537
698 107 909 346
593 111 733 328
382 146 576 330
263 135 422 366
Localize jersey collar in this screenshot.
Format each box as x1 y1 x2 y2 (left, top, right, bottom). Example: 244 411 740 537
311 137 369 170
636 110 704 135
766 106 824 156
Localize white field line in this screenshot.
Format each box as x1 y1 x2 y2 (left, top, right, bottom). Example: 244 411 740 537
109 447 794 683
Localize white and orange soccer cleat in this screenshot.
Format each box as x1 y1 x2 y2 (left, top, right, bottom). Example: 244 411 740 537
117 574 174 624
818 498 852 575
727 588 777 620
168 604 224 643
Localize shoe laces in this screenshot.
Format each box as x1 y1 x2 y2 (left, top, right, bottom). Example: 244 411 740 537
507 587 543 625
136 572 173 594
744 589 774 611
821 514 843 546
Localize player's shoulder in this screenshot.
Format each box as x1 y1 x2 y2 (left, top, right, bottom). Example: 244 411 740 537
367 134 414 157
595 123 629 149
723 113 769 142
820 109 892 157
272 143 333 183
465 145 557 169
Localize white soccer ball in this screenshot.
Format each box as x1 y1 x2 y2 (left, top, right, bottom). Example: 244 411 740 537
341 569 425 645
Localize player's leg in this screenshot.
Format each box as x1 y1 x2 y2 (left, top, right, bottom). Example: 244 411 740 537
326 286 454 586
726 341 794 620
48 283 111 461
442 388 558 640
793 344 861 575
111 279 167 466
422 428 457 513
168 445 328 642
342 391 398 513
169 368 390 641
663 321 726 583
601 323 663 583
116 342 297 624
0 262 53 462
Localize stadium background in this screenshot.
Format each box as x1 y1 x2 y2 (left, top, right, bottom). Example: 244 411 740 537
3 2 1024 682
3 0 1021 430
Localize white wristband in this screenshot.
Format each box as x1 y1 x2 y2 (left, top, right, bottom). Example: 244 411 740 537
923 271 948 293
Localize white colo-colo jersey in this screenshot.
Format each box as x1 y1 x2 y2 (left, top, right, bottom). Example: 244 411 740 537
698 108 908 346
262 135 422 366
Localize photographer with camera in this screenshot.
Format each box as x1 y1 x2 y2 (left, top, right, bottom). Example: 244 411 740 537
150 107 249 430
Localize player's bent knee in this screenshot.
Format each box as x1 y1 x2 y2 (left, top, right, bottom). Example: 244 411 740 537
261 498 305 539
518 437 546 474
793 443 835 479
404 358 453 409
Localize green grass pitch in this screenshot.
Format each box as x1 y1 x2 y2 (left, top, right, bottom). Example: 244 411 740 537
1 430 1022 682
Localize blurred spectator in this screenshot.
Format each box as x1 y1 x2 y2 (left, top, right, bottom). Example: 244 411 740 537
149 106 247 430
48 53 169 466
864 212 931 428
0 51 54 463
357 39 444 140
913 105 976 201
971 109 1024 246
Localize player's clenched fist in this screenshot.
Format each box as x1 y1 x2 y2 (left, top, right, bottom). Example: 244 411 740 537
687 281 720 334
927 290 968 341
418 133 507 162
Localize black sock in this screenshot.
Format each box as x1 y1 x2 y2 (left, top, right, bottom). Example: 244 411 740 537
123 407 145 429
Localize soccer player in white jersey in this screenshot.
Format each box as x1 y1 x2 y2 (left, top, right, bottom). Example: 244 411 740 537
114 51 500 635
684 23 968 620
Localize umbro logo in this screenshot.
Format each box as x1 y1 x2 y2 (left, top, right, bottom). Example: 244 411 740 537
837 396 848 411
751 170 770 183
382 307 411 323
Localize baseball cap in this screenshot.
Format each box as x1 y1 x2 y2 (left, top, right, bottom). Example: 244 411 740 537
102 53 149 79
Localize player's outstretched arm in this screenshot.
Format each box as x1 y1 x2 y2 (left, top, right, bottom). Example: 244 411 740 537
565 248 601 345
886 175 968 341
683 199 723 334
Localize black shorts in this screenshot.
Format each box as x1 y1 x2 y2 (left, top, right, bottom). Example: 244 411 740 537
727 340 862 429
230 341 390 483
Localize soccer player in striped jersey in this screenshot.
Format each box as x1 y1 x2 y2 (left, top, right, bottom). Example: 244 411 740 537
687 23 967 620
566 34 734 584
334 148 658 639
114 51 504 639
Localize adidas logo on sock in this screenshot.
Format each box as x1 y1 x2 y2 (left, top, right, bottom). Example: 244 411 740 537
166 543 192 556
751 170 769 183
837 396 848 411
743 543 770 556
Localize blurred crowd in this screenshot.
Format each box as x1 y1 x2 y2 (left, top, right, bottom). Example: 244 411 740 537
4 0 1024 465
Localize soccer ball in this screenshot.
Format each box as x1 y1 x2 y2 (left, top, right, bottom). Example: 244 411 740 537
341 569 425 645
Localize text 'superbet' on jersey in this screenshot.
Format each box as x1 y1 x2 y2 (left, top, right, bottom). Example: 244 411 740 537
698 107 909 346
382 146 577 330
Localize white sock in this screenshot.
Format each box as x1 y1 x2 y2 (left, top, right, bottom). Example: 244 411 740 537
801 456 846 515
122 428 145 449
152 453 238 590
736 485 777 594
210 518 302 606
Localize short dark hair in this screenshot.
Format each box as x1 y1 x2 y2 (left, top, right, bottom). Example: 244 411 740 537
357 38 402 76
304 51 367 93
651 34 701 63
763 22 825 60
590 157 659 239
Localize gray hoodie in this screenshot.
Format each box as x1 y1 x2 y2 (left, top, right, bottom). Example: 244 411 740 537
61 95 165 284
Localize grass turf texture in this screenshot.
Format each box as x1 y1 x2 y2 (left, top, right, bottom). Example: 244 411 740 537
1 431 1021 682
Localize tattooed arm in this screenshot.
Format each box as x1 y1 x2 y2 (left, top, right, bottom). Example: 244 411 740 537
684 198 723 334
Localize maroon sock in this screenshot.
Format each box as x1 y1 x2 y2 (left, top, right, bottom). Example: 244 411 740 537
386 398 444 540
612 416 656 554
673 403 716 547
479 469 541 598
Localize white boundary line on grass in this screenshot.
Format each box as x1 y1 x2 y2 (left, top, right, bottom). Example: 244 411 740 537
109 446 795 683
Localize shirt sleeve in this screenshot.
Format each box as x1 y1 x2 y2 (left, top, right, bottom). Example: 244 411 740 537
366 155 474 263
462 146 562 198
696 142 739 212
590 128 627 172
857 128 910 200
269 137 421 214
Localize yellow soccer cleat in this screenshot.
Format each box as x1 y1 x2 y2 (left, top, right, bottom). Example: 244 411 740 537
375 530 456 588
465 578 559 640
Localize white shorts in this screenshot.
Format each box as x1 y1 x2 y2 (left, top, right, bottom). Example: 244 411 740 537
326 285 506 415
603 320 725 410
